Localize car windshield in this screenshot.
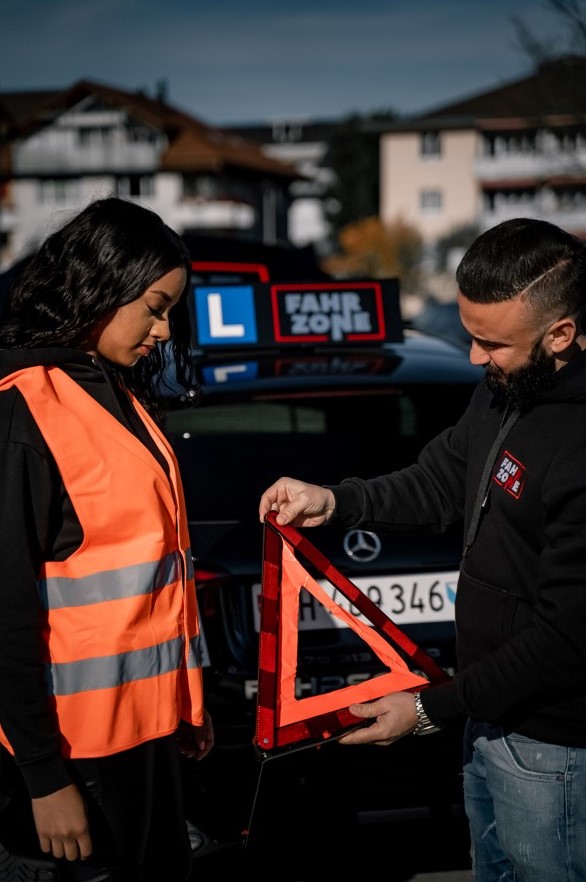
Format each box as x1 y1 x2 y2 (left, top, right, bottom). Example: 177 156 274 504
165 383 474 521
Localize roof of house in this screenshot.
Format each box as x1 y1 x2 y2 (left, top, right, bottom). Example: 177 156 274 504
372 55 586 133
0 89 62 127
0 79 301 179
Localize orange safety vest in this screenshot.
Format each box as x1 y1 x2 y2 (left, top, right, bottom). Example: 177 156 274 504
0 366 204 758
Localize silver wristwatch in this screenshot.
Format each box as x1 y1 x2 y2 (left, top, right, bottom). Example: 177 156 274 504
412 692 440 736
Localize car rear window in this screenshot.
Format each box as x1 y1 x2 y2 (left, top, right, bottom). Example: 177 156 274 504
165 383 474 522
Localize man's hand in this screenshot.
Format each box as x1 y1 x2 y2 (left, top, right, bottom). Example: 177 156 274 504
31 783 92 861
176 709 214 760
259 477 336 527
338 691 419 747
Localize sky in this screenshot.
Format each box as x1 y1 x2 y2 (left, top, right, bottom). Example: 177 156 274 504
0 0 577 127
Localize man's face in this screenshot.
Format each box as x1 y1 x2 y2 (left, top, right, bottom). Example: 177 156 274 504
457 291 557 410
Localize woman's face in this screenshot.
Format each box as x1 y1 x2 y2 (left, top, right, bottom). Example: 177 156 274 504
83 267 187 367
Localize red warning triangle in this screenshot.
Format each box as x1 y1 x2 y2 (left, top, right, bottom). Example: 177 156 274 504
254 512 451 754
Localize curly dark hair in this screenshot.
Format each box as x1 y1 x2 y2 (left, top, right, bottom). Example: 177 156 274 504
0 197 199 414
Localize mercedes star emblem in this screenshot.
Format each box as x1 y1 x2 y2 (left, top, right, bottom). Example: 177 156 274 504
343 529 382 563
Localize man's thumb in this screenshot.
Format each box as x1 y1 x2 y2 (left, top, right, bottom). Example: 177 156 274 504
348 702 375 719
275 506 295 525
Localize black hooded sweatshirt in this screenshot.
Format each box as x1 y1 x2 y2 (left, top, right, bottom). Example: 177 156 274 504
329 349 586 746
0 348 169 799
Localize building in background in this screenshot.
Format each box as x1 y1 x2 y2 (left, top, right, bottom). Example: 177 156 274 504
376 55 586 266
226 117 337 253
0 80 302 270
228 55 586 276
1 56 584 276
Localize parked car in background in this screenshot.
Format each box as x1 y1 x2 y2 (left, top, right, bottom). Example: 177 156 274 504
183 232 331 286
410 298 471 350
160 257 483 874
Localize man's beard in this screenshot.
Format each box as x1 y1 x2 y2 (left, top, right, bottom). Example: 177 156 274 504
485 339 556 411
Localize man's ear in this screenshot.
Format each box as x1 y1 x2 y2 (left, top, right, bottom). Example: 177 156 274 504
548 317 578 354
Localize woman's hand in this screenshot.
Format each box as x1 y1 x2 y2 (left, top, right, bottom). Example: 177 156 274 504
31 783 92 861
176 709 214 760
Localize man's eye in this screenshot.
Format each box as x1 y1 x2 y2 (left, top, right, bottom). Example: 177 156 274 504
474 338 498 351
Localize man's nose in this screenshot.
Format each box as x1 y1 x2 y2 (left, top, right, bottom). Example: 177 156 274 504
469 340 489 366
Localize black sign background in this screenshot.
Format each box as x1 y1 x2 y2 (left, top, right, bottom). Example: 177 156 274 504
258 278 402 347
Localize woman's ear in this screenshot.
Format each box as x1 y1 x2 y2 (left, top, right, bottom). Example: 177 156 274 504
548 316 577 355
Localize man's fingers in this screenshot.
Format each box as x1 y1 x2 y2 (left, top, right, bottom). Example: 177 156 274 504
339 724 382 745
348 702 377 719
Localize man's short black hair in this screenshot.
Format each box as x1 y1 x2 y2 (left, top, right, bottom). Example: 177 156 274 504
456 218 586 330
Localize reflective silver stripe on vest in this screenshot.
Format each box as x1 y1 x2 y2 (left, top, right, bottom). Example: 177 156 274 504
45 633 204 696
45 635 186 696
37 549 185 610
187 634 202 669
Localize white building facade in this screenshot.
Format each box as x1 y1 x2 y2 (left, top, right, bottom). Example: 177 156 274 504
0 83 300 270
379 56 586 252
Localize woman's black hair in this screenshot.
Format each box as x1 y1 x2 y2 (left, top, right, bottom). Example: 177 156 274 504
0 197 198 414
456 217 586 331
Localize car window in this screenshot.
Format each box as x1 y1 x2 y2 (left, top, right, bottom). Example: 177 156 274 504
165 383 473 521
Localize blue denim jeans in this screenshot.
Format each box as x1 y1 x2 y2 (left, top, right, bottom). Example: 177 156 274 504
463 719 586 882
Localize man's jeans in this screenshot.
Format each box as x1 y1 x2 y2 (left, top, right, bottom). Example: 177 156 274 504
463 720 586 882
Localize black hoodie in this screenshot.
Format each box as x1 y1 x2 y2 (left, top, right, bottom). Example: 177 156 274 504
0 348 168 798
329 349 586 746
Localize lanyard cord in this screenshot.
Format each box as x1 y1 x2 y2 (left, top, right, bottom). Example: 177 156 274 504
463 408 520 557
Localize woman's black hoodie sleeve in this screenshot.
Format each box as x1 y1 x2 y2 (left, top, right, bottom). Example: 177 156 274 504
0 388 74 798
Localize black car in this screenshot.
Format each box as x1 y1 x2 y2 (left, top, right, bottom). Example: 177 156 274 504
0 249 478 882
161 270 483 873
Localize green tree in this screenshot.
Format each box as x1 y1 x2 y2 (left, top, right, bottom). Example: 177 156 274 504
323 110 397 236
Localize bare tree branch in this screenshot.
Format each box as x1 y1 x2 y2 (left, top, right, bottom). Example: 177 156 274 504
511 0 586 63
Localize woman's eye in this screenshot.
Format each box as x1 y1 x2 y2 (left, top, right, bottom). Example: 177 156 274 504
149 306 165 319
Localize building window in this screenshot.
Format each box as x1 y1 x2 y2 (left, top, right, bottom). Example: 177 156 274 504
77 127 114 148
126 124 157 144
37 179 79 204
116 175 154 198
182 175 219 200
420 131 441 158
420 189 442 213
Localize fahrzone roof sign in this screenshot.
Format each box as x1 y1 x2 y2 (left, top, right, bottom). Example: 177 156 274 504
189 278 402 350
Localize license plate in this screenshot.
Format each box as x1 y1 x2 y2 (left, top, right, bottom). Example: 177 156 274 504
252 570 459 632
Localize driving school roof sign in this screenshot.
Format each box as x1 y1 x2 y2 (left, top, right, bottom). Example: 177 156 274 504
191 278 402 349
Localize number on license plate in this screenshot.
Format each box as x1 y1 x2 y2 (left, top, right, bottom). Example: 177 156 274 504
252 570 459 631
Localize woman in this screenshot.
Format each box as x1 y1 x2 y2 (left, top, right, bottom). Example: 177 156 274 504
0 197 213 881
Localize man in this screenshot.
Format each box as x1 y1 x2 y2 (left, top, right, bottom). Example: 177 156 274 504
259 218 586 882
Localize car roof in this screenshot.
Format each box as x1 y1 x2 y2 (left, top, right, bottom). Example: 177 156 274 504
192 331 482 400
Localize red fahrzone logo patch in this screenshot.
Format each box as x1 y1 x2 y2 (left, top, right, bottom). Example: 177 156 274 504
492 450 526 499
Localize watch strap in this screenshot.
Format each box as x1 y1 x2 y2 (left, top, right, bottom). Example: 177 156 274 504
412 691 440 735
